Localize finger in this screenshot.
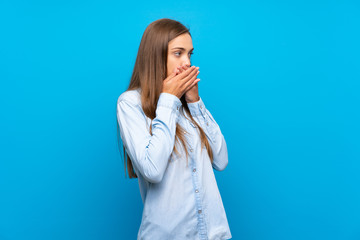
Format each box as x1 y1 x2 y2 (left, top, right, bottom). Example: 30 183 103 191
184 63 191 70
179 64 189 73
181 67 199 83
184 78 200 93
187 80 200 91
175 65 184 74
183 72 200 90
175 65 197 79
174 66 182 75
165 71 177 82
177 66 184 73
174 66 197 86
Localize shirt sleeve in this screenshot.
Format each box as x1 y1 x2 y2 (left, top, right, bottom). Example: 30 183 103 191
116 92 182 183
187 97 229 171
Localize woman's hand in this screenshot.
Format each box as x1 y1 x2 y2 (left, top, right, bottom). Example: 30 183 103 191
175 64 200 103
162 65 200 99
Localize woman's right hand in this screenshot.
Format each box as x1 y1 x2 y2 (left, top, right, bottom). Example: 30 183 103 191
162 65 200 99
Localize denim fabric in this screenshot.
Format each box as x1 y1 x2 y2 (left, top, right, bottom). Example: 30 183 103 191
116 88 232 240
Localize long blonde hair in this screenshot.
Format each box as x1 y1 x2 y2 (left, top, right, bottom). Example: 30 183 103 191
117 18 213 178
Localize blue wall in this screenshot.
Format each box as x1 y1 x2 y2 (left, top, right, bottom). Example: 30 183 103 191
1 0 359 239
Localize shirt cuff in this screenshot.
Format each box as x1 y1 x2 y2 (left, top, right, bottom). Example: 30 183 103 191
187 97 206 117
157 92 182 112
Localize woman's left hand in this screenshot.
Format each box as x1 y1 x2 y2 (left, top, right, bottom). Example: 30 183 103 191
175 64 200 103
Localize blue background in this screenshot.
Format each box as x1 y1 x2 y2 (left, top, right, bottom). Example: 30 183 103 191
1 0 359 239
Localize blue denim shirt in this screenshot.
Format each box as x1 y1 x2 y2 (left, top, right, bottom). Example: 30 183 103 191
116 88 232 240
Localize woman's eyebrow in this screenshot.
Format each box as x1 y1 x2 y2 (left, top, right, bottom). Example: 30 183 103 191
171 47 194 51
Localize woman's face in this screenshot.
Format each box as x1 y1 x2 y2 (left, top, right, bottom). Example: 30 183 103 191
167 33 194 77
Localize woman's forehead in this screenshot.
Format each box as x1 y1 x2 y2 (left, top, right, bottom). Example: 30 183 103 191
169 33 193 49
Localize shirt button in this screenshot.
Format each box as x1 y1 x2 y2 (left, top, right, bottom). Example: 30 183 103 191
190 149 193 152
195 189 199 193
177 106 179 110
200 105 202 109
193 168 196 172
198 210 202 214
206 122 209 126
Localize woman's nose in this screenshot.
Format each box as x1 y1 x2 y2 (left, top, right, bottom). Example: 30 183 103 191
183 56 191 66
182 61 190 67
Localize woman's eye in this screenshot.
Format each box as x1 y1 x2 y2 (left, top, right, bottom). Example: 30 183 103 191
174 52 194 57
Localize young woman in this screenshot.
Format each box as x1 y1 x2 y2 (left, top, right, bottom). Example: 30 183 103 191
116 18 232 240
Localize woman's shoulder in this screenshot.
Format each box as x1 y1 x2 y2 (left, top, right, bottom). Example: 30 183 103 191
117 88 141 106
